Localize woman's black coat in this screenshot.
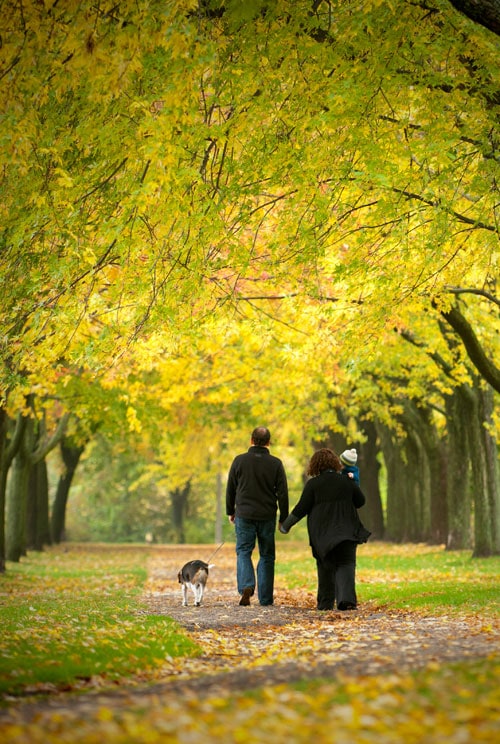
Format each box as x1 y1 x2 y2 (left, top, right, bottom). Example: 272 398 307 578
283 469 371 560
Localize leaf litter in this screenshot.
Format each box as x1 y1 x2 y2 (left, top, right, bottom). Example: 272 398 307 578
0 543 499 743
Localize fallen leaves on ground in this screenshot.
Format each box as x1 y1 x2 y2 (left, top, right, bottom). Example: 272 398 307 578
1 543 499 743
1 660 499 743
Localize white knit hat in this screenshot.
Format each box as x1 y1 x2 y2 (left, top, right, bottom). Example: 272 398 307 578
340 448 357 466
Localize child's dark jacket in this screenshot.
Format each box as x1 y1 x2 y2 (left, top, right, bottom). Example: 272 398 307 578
341 464 360 485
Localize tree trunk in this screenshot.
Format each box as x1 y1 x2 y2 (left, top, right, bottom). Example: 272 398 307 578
0 406 27 572
6 398 69 562
378 424 410 542
448 0 500 38
37 459 51 549
480 385 500 555
444 386 472 550
432 438 449 545
379 411 435 544
6 416 34 562
26 463 37 550
171 481 191 543
406 427 432 541
402 402 448 544
0 407 8 573
51 439 85 544
469 383 500 556
26 459 51 551
358 418 384 539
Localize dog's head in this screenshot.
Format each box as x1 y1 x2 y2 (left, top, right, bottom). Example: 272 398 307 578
177 570 183 584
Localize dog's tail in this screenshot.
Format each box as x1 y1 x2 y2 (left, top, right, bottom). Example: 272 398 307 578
208 563 215 570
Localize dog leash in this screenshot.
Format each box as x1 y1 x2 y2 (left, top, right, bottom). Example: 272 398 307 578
206 542 225 563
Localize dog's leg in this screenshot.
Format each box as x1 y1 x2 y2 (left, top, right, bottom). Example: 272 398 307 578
181 583 188 607
193 582 203 606
189 582 196 605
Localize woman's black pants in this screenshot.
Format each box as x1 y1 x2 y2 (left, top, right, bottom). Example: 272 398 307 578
316 540 358 610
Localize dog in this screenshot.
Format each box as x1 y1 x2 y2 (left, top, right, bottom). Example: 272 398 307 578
177 560 213 606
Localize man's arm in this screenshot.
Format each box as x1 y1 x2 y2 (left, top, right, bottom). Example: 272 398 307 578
276 462 289 522
226 459 237 521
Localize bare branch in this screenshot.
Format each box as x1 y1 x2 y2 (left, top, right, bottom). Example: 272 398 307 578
77 158 128 203
391 187 497 232
445 286 500 308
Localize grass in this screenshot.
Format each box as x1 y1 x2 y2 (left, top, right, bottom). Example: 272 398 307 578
0 545 201 696
358 543 500 613
276 540 500 615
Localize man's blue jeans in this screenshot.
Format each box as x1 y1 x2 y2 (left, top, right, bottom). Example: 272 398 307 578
235 517 276 606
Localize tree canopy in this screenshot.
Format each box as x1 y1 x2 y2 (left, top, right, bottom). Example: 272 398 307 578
0 0 498 554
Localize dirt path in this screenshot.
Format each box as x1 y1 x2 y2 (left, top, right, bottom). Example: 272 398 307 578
143 545 499 690
1 544 498 723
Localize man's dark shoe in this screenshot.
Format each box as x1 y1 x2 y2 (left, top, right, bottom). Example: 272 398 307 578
239 587 253 606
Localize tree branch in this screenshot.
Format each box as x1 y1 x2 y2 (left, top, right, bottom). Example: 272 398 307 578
31 412 71 464
445 285 500 308
439 303 500 392
398 328 456 379
447 0 500 36
76 158 128 203
391 187 497 232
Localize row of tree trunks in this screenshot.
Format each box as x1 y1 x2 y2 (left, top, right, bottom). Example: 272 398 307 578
1 384 498 568
378 379 499 556
3 399 71 564
315 382 499 556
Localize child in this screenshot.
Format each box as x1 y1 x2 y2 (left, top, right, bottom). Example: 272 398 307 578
340 448 360 485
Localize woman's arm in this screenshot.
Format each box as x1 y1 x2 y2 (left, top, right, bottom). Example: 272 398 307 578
352 484 366 508
279 480 315 533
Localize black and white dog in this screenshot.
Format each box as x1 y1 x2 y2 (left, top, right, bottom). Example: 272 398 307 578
177 560 213 607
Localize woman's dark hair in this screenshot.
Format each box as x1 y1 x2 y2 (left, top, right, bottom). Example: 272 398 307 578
251 426 271 446
307 448 342 477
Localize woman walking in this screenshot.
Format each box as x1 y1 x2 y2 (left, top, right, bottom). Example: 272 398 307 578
280 448 370 610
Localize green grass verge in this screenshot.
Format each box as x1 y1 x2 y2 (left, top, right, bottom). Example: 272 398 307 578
0 545 201 696
276 541 500 615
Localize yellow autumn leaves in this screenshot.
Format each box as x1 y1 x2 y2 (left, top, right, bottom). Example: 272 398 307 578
2 661 499 743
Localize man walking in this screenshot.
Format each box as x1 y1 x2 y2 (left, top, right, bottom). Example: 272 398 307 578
226 426 289 606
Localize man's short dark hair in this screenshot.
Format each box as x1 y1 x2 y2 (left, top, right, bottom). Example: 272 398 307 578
251 426 271 446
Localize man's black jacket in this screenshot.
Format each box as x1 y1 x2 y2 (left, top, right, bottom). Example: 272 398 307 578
226 445 289 522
